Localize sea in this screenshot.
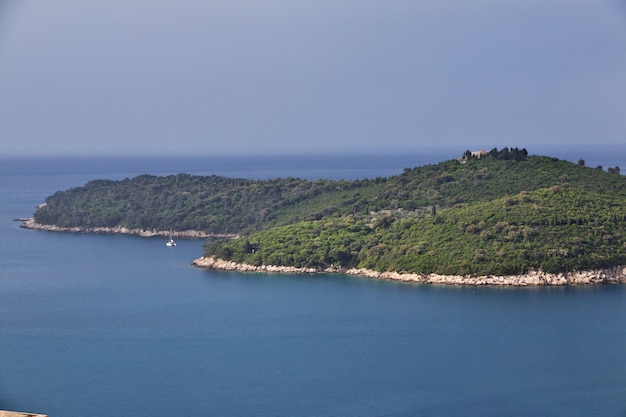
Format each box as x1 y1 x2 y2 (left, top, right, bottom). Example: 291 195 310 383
1 147 625 417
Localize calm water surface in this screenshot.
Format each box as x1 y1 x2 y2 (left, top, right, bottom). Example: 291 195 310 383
1 152 625 416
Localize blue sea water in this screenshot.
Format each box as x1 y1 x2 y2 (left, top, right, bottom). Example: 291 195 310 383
1 150 626 417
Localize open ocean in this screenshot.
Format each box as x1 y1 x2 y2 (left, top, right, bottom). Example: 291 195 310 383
1 148 625 416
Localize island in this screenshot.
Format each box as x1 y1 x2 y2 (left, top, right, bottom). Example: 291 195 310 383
24 148 626 285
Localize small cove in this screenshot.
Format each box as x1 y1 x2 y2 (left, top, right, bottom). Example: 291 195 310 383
1 151 625 416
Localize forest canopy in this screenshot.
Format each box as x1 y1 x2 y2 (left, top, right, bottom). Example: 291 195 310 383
33 149 626 275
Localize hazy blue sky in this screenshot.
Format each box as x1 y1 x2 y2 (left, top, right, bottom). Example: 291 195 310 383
1 0 625 156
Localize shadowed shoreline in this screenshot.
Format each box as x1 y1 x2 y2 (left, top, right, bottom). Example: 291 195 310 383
18 218 237 239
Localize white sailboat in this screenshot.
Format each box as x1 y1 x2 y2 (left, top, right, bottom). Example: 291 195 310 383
166 229 176 247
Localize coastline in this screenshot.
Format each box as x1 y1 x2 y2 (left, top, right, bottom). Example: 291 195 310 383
18 218 237 239
18 219 626 286
191 256 626 286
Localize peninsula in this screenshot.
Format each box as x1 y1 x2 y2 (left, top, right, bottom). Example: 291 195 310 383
27 148 626 285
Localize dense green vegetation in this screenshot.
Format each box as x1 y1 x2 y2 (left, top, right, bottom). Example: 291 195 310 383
34 173 381 234
34 148 626 275
205 187 626 275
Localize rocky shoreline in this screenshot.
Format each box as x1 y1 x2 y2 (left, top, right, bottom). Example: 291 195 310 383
191 256 626 286
19 218 236 239
18 218 626 286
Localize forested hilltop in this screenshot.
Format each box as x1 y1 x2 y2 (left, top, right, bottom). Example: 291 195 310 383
32 148 626 275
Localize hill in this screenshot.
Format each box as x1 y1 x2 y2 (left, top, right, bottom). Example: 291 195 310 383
31 148 626 276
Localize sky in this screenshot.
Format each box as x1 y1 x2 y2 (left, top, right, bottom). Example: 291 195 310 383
0 0 625 156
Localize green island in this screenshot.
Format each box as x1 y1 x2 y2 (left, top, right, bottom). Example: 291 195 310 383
26 148 626 285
